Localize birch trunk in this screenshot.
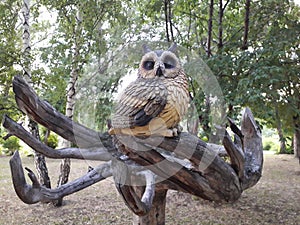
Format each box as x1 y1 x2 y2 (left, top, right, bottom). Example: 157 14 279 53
21 0 51 189
55 9 82 206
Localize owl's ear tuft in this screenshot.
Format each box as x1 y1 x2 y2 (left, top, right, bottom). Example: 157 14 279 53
142 44 152 54
168 43 177 53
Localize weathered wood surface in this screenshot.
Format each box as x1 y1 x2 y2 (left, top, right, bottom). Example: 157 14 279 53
3 116 112 161
3 76 264 224
9 151 112 204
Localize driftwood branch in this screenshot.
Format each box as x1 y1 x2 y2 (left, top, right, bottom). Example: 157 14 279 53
113 134 242 202
9 151 112 204
3 76 263 222
2 115 112 161
240 108 263 190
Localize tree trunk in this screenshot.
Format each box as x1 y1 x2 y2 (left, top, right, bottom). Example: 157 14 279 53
275 105 286 154
207 0 214 57
200 0 214 140
56 9 82 206
218 0 230 50
133 189 167 225
242 0 251 50
293 116 300 163
168 0 174 42
55 66 76 205
277 127 286 154
199 96 211 141
22 0 31 83
218 0 224 49
22 0 51 188
55 49 77 206
164 0 174 42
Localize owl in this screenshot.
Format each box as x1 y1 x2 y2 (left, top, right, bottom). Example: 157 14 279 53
109 43 189 137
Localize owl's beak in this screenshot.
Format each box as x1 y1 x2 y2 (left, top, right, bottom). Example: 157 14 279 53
156 67 163 77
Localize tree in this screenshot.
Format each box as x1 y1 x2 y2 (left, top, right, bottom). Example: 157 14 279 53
235 0 300 153
55 6 84 207
20 0 51 188
4 75 263 225
0 0 22 120
294 114 300 162
193 0 300 154
39 0 131 204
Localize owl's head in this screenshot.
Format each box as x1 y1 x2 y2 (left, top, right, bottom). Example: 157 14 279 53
138 43 181 79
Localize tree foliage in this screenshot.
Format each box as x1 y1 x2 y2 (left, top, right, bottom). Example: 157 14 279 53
0 0 22 120
0 0 299 152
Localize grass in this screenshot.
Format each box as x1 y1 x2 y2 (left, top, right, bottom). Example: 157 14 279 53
0 153 299 225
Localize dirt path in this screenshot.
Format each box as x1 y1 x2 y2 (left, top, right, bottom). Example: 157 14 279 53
0 153 299 225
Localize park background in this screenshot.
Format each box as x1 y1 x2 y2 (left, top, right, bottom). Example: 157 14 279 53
0 0 299 224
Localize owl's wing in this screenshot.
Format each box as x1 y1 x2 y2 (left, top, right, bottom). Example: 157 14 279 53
112 78 167 128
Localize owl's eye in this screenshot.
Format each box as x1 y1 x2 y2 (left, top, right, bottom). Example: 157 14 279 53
143 61 155 70
163 56 176 69
164 63 174 69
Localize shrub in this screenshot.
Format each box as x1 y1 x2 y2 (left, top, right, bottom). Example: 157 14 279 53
46 133 58 149
40 128 58 149
285 146 294 154
263 141 273 151
262 138 279 151
1 136 20 156
263 141 272 150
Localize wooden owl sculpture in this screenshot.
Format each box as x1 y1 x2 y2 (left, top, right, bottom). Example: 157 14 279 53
109 43 189 137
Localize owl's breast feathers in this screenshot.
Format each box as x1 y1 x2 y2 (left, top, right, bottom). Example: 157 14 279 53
109 72 189 136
